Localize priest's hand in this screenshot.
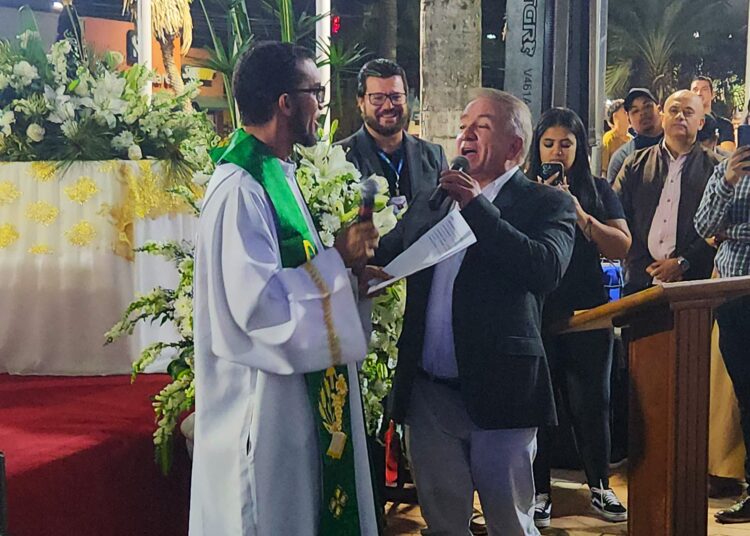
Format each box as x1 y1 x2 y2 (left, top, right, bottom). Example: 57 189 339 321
334 221 379 269
357 265 391 298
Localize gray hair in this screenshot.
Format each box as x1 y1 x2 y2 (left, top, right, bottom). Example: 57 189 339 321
470 87 533 163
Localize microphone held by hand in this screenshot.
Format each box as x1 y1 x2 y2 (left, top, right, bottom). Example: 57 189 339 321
428 156 470 210
358 177 380 222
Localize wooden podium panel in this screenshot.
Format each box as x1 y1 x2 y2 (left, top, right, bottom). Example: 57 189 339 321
557 275 750 536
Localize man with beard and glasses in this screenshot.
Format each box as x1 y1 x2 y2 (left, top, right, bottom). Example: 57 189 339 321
189 41 383 536
338 59 447 212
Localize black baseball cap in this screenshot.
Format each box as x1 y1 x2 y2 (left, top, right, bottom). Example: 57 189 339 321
624 88 658 112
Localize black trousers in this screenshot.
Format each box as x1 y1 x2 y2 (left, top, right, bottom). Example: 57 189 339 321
534 328 614 493
715 294 750 484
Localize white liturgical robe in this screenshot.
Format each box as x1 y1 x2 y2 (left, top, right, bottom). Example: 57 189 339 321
189 161 378 536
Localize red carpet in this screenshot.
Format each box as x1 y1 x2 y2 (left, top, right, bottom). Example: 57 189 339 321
0 374 190 536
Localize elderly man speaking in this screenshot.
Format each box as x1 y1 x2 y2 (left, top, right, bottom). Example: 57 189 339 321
373 89 576 535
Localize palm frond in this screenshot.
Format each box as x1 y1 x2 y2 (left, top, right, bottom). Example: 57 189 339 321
605 60 634 97
278 0 295 43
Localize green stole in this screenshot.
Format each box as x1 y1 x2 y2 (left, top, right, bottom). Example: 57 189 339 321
211 129 361 535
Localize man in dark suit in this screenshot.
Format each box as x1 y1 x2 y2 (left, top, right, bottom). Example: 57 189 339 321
337 59 447 209
614 90 717 294
373 89 576 535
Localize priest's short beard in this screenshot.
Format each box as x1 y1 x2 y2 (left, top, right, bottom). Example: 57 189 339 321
362 108 409 137
292 113 318 147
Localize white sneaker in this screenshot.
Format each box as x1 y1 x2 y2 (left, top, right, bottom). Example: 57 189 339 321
590 486 627 522
533 492 552 528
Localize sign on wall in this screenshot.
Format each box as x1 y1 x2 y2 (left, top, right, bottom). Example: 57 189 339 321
504 0 546 120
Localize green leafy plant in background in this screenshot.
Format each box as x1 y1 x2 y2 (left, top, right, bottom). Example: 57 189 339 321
196 0 367 130
606 0 730 102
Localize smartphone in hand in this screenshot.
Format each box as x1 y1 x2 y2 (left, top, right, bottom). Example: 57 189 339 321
738 124 750 148
540 162 565 186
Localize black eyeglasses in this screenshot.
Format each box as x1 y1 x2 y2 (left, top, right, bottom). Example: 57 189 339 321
366 92 407 106
289 86 326 105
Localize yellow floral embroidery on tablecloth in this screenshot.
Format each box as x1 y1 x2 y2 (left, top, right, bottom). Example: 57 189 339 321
25 201 60 226
28 244 53 255
31 162 58 183
126 161 191 219
0 181 20 205
100 203 134 261
98 161 121 175
102 162 204 261
65 176 100 204
65 220 97 247
0 223 19 248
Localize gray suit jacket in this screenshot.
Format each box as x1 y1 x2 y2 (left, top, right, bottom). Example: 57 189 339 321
336 126 447 201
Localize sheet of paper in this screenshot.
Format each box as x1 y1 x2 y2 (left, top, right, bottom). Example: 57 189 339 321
368 210 477 295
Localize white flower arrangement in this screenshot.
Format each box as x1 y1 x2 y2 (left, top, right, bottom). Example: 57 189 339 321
0 32 218 182
295 125 404 432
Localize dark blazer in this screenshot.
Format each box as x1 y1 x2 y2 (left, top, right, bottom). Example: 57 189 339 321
337 126 447 201
374 170 577 430
614 142 717 294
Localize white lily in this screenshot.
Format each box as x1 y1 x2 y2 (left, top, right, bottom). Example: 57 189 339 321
79 71 127 128
44 85 76 124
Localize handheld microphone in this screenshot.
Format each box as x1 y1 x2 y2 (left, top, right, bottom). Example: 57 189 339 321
428 156 470 210
358 177 379 222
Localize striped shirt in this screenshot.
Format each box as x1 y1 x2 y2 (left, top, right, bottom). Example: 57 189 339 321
694 159 750 277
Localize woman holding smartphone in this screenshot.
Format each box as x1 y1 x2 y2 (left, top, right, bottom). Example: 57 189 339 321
526 107 632 527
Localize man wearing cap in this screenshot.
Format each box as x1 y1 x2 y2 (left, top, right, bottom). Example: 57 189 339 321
613 89 716 294
606 88 664 184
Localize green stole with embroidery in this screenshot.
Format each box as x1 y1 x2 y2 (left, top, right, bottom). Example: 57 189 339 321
211 129 361 535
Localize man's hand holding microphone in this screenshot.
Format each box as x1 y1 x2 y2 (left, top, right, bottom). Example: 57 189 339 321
428 156 481 209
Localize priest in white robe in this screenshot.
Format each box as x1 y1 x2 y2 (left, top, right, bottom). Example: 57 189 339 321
189 42 381 536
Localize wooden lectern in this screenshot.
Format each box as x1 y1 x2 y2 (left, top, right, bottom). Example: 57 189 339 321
557 275 750 536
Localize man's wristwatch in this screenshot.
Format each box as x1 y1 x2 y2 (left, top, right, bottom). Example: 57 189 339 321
677 256 690 273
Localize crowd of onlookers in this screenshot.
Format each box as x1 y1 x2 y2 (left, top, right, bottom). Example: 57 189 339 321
191 42 750 536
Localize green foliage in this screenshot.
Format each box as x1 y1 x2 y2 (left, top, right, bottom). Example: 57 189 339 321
197 0 368 131
277 0 295 43
195 0 254 128
105 239 196 475
606 0 730 102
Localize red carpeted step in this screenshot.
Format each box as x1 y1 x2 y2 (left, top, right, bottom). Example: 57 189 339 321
0 374 190 536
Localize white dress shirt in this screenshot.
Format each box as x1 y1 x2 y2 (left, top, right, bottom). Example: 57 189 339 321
421 166 519 379
648 143 686 262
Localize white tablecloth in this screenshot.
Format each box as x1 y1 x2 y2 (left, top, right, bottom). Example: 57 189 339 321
0 161 196 375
